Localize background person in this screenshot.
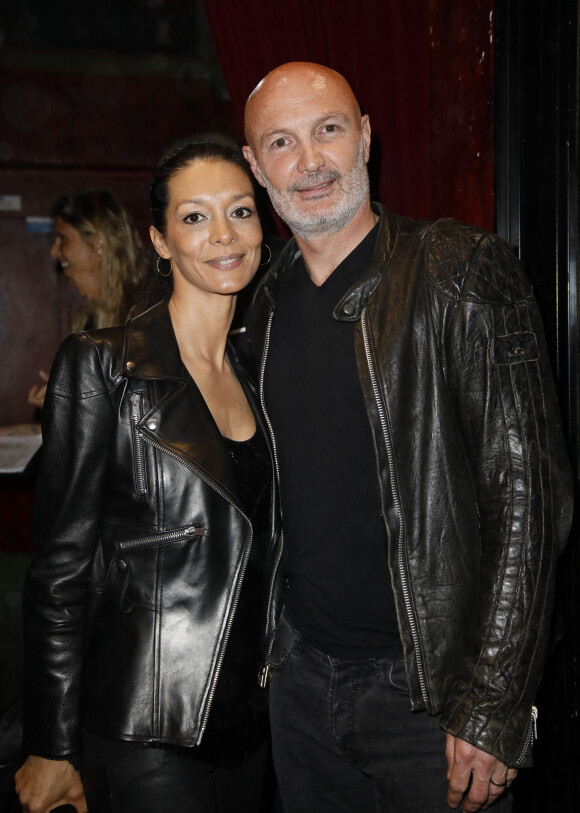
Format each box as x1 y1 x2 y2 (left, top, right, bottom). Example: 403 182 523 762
243 62 573 813
15 140 278 813
28 189 147 408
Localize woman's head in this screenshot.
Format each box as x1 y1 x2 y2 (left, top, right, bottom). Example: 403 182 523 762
50 190 147 328
149 140 262 300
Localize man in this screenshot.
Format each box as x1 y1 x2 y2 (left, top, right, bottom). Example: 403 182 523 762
243 62 573 812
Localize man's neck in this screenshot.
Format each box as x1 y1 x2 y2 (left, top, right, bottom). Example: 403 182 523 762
294 203 378 287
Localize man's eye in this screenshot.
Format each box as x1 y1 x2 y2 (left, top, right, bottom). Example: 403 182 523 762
231 207 253 219
322 124 339 133
272 137 288 149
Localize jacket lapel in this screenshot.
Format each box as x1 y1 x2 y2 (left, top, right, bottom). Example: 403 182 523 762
143 375 242 506
122 300 242 505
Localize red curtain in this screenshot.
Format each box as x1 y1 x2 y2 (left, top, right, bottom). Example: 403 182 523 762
202 0 494 230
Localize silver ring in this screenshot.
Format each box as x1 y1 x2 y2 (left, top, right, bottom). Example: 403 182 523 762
490 778 508 788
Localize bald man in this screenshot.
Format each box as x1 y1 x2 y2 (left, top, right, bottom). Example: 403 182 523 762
244 63 572 813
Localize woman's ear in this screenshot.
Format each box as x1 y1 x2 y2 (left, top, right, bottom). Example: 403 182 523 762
149 226 170 259
89 234 104 257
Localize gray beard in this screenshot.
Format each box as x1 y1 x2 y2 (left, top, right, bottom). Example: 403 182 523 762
262 135 370 240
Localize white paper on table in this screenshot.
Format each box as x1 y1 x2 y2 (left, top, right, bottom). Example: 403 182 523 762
0 434 43 473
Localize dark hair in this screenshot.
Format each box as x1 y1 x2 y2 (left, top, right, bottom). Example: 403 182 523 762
149 138 256 236
140 138 259 310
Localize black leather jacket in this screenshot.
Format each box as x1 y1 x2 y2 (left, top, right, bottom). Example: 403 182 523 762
23 300 280 759
247 205 573 766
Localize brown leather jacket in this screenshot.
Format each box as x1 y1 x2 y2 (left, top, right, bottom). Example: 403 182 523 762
247 205 573 766
23 300 281 760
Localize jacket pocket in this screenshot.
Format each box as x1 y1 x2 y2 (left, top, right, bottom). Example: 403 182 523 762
268 610 300 672
105 525 209 613
130 392 148 496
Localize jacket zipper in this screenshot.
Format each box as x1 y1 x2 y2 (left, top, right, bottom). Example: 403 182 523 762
138 431 253 744
258 309 284 688
515 705 538 765
130 393 148 495
118 525 209 551
361 308 429 708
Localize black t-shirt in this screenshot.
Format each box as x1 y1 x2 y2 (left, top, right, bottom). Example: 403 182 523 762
264 223 402 657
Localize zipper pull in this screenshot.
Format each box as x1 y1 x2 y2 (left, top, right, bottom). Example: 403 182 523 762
532 706 538 739
259 662 271 688
184 526 209 538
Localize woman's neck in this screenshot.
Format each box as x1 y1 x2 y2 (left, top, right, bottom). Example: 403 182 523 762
168 290 236 370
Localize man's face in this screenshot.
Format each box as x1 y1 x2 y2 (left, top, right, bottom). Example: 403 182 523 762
244 70 371 239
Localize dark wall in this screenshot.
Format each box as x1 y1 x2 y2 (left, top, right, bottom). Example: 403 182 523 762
495 1 580 808
0 56 236 427
0 167 153 427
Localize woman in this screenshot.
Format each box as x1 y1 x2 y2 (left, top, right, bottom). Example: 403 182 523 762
15 141 279 812
28 189 147 407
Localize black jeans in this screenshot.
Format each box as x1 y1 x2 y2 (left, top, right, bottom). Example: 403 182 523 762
269 611 513 813
82 738 269 813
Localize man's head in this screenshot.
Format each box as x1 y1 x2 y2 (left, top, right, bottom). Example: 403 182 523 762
243 62 371 240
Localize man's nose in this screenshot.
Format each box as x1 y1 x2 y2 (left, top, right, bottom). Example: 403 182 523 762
297 141 325 173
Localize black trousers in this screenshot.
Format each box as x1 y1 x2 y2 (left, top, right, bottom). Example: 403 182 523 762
269 611 513 813
82 739 270 813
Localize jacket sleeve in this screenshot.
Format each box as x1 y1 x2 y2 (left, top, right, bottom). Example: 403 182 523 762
432 229 573 765
23 332 116 759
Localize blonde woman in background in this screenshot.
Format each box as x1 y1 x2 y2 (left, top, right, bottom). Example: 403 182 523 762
28 189 147 407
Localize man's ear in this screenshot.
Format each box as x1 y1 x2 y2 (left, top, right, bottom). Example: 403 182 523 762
242 146 267 188
149 226 170 259
361 115 372 163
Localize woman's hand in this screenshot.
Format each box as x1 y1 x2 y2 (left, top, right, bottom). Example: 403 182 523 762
28 371 49 409
14 755 87 813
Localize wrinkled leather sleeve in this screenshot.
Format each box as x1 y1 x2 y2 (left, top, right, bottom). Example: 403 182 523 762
23 331 117 759
429 224 573 765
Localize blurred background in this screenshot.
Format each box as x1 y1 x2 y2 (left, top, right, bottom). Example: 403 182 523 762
0 0 578 809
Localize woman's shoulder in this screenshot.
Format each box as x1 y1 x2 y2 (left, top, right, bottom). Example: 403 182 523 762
60 323 126 363
50 325 126 397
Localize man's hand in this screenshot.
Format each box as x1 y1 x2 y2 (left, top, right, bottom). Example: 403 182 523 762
14 755 87 813
445 734 517 811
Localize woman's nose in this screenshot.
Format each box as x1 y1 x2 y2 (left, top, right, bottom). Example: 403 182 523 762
210 217 235 245
49 238 61 260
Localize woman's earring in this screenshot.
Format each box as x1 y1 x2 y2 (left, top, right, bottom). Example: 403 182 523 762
260 244 272 267
157 256 172 278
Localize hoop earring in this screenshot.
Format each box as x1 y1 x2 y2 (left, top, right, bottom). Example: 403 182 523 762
157 256 172 278
260 244 272 267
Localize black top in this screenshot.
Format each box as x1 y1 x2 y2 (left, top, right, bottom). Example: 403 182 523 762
264 222 402 657
193 428 271 766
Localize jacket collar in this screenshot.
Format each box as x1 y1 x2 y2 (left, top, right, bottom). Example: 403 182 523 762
121 299 184 381
261 204 400 321
121 299 264 511
333 204 400 321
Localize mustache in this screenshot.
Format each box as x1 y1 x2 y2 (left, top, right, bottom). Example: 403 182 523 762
288 169 340 193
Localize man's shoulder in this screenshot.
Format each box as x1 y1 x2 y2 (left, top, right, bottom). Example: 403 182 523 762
418 217 533 306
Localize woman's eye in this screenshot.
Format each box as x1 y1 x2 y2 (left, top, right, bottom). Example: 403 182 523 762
231 206 253 219
183 212 204 224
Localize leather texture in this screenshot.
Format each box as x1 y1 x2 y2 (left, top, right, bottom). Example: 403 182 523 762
23 300 280 759
248 204 573 767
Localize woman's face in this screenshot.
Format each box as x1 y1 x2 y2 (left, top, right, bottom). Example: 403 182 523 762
50 217 102 300
151 159 262 299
